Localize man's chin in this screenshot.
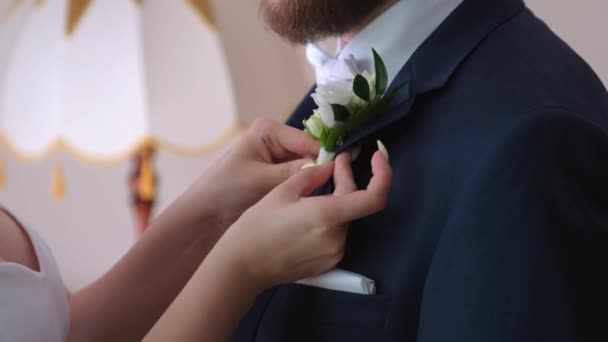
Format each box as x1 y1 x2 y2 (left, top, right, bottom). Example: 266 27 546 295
260 0 389 44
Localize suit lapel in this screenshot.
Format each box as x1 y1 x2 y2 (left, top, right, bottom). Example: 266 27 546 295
342 0 526 151
288 0 526 153
286 86 316 129
338 75 416 154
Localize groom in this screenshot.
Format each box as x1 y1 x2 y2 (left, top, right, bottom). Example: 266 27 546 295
234 0 608 341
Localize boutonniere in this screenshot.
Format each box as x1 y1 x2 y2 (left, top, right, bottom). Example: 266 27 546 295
303 49 402 165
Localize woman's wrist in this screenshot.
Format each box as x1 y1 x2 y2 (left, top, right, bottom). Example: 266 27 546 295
153 185 224 233
210 232 268 298
143 235 262 342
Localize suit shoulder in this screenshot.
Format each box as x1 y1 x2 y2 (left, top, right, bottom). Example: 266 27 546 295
453 7 608 127
508 108 605 145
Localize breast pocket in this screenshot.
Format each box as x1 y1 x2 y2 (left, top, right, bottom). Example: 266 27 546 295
255 283 391 342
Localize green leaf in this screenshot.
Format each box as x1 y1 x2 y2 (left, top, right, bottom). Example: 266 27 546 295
324 123 347 152
330 104 350 122
352 74 370 102
319 126 329 146
372 48 388 95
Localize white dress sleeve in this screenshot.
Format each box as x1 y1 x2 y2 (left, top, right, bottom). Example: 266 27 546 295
0 223 70 342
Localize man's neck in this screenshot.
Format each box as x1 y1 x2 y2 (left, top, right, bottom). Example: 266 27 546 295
340 0 400 45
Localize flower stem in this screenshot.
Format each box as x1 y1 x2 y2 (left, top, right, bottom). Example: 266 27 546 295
316 148 336 165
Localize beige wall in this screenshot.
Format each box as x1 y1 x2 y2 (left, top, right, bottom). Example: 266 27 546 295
0 1 607 291
526 0 608 85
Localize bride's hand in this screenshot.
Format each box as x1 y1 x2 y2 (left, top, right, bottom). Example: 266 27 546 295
143 149 391 342
178 118 319 229
215 149 392 291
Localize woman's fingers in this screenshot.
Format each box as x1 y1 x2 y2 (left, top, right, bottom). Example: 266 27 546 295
232 148 390 287
306 150 392 225
272 149 358 198
276 125 321 158
276 162 334 199
333 152 357 196
264 158 315 189
250 118 320 162
367 149 392 198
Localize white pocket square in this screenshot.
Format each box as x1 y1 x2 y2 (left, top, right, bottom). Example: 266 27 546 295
295 268 376 295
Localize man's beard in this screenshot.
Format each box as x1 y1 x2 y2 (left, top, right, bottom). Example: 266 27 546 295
260 0 390 44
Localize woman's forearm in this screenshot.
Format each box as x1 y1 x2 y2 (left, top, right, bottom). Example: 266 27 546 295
68 190 228 341
144 237 260 342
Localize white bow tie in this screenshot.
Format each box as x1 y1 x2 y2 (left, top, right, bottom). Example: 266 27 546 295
306 43 363 85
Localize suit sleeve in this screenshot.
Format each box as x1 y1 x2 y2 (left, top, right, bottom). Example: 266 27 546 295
417 112 608 342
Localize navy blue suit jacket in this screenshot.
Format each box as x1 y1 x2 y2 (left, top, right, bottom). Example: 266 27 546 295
233 0 608 340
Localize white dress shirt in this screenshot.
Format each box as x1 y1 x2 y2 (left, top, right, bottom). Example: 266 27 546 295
307 0 464 85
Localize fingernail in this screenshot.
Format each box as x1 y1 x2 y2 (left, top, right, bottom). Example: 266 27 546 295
300 162 318 170
377 140 389 161
351 144 362 162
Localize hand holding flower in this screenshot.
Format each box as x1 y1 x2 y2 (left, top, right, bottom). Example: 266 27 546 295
219 148 392 290
175 118 319 233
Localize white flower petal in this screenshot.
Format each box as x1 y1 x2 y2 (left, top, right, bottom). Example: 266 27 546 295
316 81 353 106
311 92 329 108
318 105 336 128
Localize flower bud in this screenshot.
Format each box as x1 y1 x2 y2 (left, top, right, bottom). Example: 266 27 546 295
303 113 324 139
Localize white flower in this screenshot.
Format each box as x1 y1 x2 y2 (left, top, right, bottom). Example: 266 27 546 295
301 49 395 158
303 112 324 139
313 81 353 106
310 92 328 108
310 80 353 128
317 106 336 128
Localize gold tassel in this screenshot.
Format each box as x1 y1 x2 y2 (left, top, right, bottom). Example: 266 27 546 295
51 164 66 199
66 0 92 36
1 1 24 24
137 151 155 201
186 0 217 30
0 160 5 188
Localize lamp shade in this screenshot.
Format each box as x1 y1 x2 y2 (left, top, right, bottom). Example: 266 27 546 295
0 0 240 161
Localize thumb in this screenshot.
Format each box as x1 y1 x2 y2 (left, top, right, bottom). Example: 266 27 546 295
277 162 334 200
